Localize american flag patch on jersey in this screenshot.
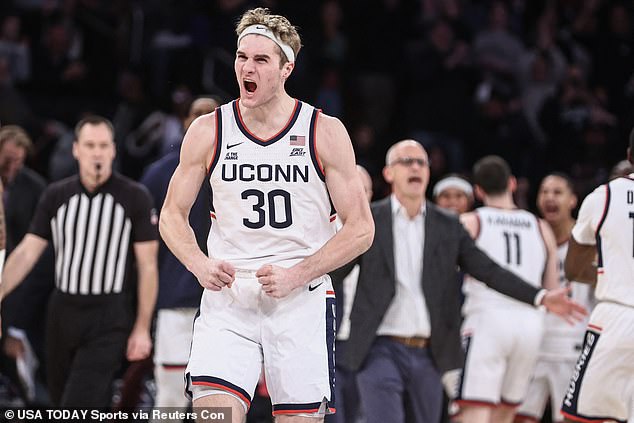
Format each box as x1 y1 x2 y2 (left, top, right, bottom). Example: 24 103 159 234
290 135 305 146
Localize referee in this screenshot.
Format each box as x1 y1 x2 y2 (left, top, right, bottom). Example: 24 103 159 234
0 115 158 407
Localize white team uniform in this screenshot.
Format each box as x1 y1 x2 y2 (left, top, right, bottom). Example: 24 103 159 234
153 307 198 411
561 175 634 423
457 207 546 406
517 242 594 422
186 100 338 416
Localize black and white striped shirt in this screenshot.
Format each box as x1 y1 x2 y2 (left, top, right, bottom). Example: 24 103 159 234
29 173 158 295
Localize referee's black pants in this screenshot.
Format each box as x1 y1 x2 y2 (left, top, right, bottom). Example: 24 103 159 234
46 290 131 407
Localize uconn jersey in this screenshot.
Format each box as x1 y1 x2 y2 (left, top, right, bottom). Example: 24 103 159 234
207 99 336 269
573 175 634 307
463 207 546 314
540 242 593 360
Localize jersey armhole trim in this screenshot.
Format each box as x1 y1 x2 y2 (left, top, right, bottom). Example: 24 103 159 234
207 107 222 175
594 184 610 269
534 214 549 262
594 184 610 239
309 108 326 182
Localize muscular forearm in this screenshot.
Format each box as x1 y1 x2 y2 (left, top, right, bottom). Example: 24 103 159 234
159 208 208 274
291 220 373 286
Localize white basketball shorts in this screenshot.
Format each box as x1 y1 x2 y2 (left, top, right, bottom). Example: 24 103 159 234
456 306 544 407
517 357 577 422
185 273 336 417
561 302 634 423
153 308 198 409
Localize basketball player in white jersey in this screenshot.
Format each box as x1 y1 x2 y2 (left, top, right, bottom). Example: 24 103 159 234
516 173 594 423
457 156 559 423
561 130 634 423
159 7 374 423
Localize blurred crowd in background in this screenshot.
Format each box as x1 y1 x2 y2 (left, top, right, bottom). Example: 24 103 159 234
1 0 634 208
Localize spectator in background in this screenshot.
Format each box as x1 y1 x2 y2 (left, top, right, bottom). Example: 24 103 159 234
517 11 567 145
111 69 155 179
516 173 594 423
472 0 525 80
432 174 474 214
0 14 31 84
609 159 634 180
140 96 217 416
0 125 52 404
0 57 34 129
431 172 473 422
538 64 617 176
29 14 89 125
472 77 540 206
0 116 158 407
405 16 475 173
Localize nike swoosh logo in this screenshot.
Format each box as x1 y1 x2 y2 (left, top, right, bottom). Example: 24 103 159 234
227 142 244 149
308 281 324 292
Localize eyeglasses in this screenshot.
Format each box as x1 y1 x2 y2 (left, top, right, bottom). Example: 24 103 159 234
390 157 430 167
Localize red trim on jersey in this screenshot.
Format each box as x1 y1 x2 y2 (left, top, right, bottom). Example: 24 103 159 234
207 108 220 173
191 381 251 408
597 268 604 274
312 110 325 174
162 364 187 370
514 413 540 423
454 399 496 408
210 212 216 219
499 398 521 407
272 408 320 416
560 410 609 422
329 215 336 222
326 290 335 295
594 185 610 239
235 99 299 143
588 323 602 332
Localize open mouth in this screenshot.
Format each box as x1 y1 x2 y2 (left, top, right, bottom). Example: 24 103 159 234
244 79 257 93
543 204 559 214
408 177 422 183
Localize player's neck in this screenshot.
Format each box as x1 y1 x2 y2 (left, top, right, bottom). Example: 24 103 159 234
239 93 295 126
550 217 575 245
483 192 515 210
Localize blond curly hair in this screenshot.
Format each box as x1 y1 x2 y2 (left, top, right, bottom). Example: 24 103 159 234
236 8 302 65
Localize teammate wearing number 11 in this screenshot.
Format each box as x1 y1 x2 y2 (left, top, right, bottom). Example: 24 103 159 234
159 7 374 423
456 156 560 423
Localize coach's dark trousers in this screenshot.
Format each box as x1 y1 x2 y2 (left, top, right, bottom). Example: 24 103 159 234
356 337 443 423
46 290 131 407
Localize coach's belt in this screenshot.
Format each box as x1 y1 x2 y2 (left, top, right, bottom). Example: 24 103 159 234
387 336 430 349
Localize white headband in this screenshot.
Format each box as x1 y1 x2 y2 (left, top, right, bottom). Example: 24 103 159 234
238 24 295 63
433 176 473 198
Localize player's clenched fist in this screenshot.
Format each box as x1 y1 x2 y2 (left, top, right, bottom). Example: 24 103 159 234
256 264 302 298
193 258 236 291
